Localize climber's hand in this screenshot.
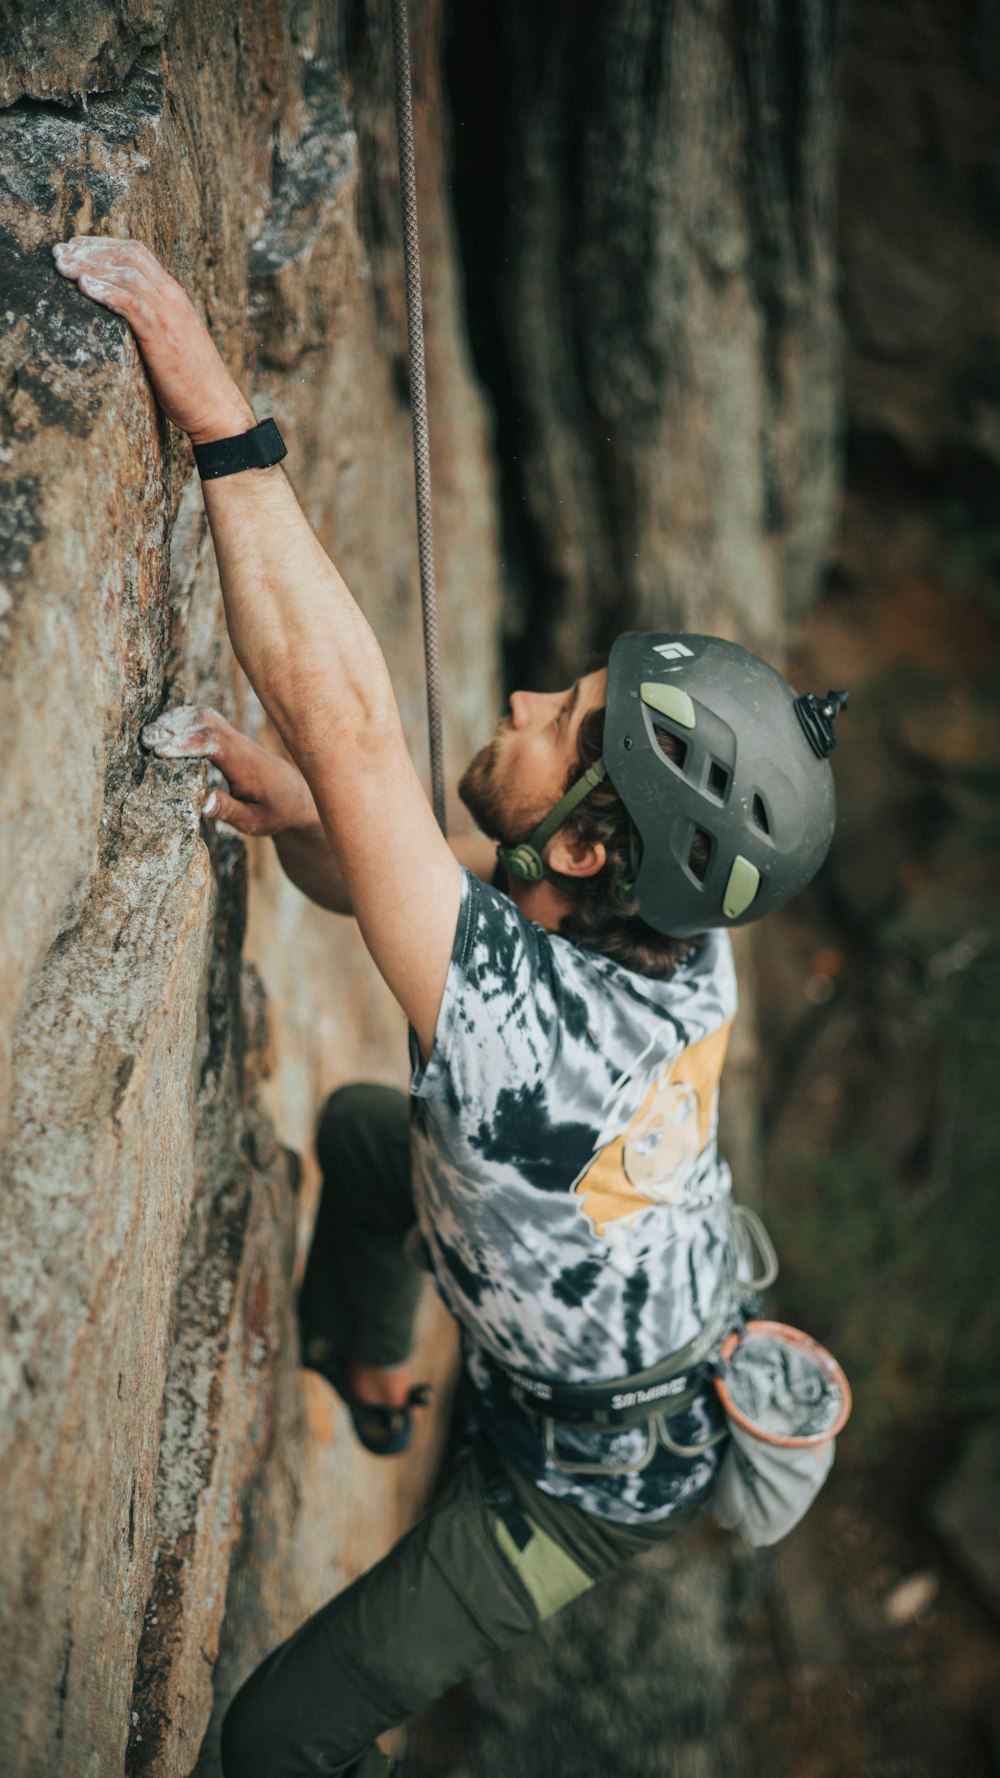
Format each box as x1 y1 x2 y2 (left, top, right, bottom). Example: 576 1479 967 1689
51 236 254 446
142 706 317 838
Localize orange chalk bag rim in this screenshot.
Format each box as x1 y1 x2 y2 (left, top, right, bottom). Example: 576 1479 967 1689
714 1319 853 1449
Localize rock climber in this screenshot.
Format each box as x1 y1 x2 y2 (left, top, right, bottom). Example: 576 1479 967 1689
53 235 846 1778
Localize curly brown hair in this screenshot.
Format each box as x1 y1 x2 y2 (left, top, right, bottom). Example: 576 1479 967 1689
554 705 704 979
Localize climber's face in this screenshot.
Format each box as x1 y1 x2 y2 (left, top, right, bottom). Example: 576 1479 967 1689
458 668 608 844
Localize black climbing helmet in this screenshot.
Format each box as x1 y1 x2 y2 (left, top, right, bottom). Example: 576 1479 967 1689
499 633 847 939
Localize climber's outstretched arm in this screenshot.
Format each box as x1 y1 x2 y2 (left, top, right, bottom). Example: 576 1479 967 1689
141 705 499 913
54 236 461 1062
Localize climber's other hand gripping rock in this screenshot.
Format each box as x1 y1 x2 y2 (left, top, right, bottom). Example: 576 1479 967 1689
52 236 255 445
142 706 317 838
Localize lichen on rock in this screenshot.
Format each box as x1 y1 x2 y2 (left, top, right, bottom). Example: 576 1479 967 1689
0 4 497 1775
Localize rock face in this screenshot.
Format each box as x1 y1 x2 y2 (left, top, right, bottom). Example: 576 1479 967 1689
448 0 841 687
1 4 846 1777
0 3 499 1775
841 0 1000 479
724 6 1000 1770
0 0 180 107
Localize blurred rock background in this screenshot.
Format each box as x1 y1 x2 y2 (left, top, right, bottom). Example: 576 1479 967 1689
421 4 1000 1775
0 1 997 1776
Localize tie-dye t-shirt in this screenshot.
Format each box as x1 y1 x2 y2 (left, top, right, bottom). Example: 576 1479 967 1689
409 870 739 1525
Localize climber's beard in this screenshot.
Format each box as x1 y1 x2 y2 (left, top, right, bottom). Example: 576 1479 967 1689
458 734 512 843
458 721 543 848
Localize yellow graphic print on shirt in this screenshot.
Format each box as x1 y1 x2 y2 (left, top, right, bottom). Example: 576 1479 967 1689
572 1021 733 1236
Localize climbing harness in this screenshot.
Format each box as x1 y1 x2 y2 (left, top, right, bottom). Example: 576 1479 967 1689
473 1200 778 1478
471 1201 849 1547
477 1303 734 1479
390 0 447 835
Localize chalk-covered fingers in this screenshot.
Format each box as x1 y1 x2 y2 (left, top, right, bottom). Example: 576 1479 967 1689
76 262 159 333
51 236 254 445
142 704 231 763
142 705 316 836
53 238 183 341
199 784 279 836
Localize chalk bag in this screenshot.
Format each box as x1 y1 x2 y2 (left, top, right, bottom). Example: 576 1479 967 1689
710 1319 852 1548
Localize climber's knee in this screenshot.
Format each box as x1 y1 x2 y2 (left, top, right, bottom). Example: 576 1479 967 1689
315 1082 409 1184
220 1671 283 1778
219 1634 386 1778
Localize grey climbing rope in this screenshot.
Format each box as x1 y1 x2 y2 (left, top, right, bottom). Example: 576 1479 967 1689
390 0 447 836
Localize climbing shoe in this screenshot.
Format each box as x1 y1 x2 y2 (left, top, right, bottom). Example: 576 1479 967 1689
299 1330 432 1456
333 1374 434 1456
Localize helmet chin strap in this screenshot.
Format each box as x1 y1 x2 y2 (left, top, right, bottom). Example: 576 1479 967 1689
498 757 609 886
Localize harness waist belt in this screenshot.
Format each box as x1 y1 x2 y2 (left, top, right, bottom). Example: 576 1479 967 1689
477 1304 734 1434
498 1362 701 1430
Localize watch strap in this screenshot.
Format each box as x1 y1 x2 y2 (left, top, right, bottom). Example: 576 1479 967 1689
193 417 287 480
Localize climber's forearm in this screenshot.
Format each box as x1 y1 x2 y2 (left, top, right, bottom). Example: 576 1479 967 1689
51 232 404 811
199 466 401 783
273 820 354 914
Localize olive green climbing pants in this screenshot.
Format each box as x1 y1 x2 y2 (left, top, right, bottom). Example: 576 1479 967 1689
220 1085 699 1778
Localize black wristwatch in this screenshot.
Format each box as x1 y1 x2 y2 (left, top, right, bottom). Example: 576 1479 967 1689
192 417 287 480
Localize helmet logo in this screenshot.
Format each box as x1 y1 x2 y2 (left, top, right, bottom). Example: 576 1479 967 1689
653 641 694 662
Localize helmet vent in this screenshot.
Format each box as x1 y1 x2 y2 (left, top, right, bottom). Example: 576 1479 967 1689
751 794 770 834
708 761 730 800
653 723 688 770
688 828 712 882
